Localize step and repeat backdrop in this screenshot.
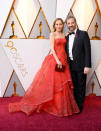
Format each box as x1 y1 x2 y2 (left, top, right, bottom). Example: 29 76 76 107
0 0 101 97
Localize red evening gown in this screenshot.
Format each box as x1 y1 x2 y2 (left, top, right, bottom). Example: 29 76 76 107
9 38 80 117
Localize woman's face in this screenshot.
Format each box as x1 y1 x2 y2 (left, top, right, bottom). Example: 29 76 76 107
55 20 63 32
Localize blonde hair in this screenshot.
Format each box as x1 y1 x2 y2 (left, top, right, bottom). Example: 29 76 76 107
53 18 64 32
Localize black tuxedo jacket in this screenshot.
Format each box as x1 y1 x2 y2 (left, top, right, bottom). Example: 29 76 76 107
65 29 91 71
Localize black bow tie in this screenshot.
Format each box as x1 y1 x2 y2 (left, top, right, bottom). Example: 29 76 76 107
69 32 75 35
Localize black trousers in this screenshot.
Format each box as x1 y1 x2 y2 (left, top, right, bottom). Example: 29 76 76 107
69 60 87 111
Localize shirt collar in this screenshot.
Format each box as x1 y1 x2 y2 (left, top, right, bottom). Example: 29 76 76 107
69 28 77 35
74 28 77 34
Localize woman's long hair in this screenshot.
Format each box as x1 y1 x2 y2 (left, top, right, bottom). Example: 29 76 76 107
53 18 64 32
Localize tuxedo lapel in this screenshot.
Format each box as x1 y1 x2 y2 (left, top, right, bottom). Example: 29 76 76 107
65 35 69 56
72 29 79 52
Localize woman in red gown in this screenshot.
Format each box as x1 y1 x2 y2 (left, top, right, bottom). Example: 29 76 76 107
9 18 80 117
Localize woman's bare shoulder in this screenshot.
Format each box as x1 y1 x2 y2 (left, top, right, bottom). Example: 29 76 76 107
50 32 56 38
62 33 65 38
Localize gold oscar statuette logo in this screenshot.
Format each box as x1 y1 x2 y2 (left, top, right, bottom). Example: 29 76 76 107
91 22 101 40
9 21 18 39
36 21 45 39
12 82 19 97
89 81 96 96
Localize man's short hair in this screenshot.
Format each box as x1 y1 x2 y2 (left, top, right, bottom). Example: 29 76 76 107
66 16 76 23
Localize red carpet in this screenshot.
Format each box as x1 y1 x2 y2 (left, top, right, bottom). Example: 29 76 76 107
0 96 101 131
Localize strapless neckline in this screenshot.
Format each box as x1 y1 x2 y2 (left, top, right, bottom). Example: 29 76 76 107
55 38 66 40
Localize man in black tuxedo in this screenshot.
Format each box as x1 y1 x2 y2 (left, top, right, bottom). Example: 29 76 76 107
65 16 91 112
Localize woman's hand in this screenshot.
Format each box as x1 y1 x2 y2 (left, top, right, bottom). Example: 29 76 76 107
57 60 62 68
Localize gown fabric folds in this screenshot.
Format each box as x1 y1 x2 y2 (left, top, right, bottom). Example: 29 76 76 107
9 38 80 117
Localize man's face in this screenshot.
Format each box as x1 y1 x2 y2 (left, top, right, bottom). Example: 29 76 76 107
66 18 76 32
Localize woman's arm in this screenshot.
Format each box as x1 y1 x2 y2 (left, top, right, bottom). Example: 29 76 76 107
50 33 62 67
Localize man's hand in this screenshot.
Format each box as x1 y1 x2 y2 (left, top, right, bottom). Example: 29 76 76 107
84 67 90 74
65 32 69 36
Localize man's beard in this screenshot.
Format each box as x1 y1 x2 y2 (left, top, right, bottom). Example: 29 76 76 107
68 27 76 32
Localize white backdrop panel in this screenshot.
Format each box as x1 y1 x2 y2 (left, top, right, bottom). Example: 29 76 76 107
72 0 96 30
1 10 25 39
87 40 101 84
95 60 101 86
1 39 50 91
88 12 101 40
0 0 14 36
56 0 75 20
0 43 13 97
97 0 101 14
39 0 56 30
29 10 50 38
14 0 40 37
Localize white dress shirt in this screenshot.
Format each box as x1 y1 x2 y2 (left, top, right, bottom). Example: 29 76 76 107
68 29 77 60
